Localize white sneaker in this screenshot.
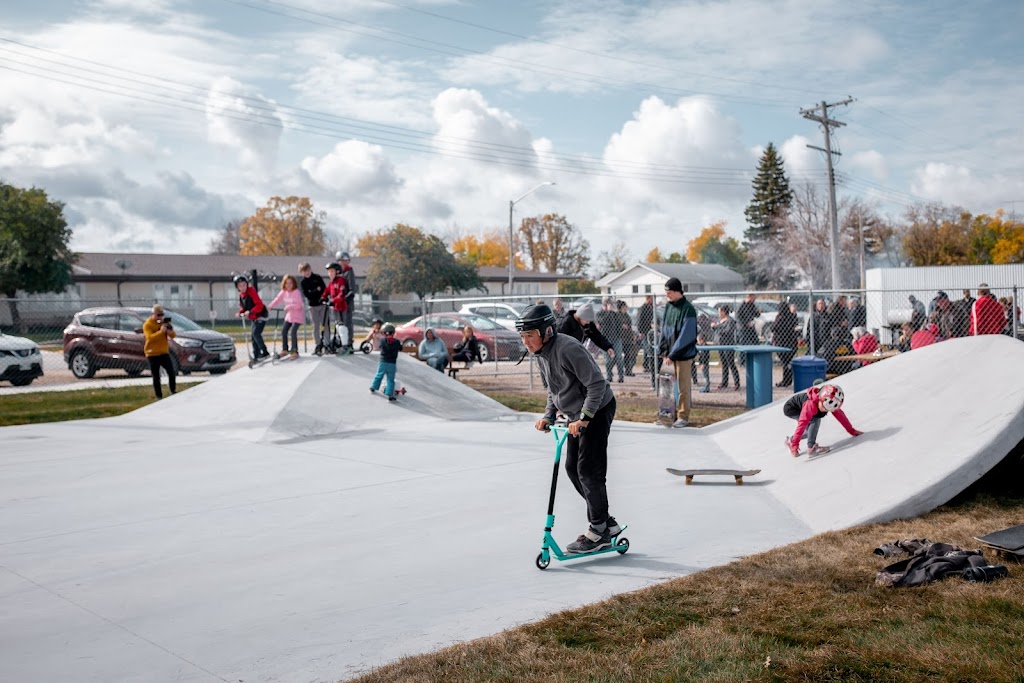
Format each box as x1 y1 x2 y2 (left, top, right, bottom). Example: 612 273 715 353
672 419 689 428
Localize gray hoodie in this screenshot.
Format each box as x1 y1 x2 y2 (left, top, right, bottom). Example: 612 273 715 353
418 328 448 361
537 333 614 422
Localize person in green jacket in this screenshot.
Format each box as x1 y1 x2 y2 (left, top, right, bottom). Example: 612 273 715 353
658 277 698 428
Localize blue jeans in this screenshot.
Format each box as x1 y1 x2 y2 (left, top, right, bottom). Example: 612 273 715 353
604 339 625 381
281 321 298 352
371 361 396 396
251 318 268 357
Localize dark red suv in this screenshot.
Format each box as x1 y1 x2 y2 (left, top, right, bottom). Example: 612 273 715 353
63 307 237 379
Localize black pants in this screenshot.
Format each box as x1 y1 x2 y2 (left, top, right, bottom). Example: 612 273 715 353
147 353 176 399
779 349 796 385
565 397 616 527
719 350 740 387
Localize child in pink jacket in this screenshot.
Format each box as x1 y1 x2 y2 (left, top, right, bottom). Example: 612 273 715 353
268 274 305 359
783 383 862 456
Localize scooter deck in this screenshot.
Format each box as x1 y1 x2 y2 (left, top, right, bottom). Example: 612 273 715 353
537 526 629 569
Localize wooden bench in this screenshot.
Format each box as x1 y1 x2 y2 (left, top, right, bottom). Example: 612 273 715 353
447 362 473 380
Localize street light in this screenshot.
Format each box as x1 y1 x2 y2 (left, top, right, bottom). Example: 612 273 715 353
508 182 556 293
858 216 878 291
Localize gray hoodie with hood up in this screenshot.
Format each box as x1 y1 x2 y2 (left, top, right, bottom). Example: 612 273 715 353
418 328 448 362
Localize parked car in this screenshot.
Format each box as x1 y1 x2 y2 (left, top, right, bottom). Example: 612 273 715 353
0 331 44 386
456 302 527 331
691 297 791 342
393 312 526 362
63 307 237 379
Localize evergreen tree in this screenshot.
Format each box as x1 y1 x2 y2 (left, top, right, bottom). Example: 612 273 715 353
743 143 793 244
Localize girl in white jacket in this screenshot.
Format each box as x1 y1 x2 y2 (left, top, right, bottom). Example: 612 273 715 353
268 274 305 358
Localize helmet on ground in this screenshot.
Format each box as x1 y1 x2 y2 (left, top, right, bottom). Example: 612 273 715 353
232 274 248 286
515 304 557 338
818 384 844 412
326 262 342 272
382 323 396 335
336 251 351 261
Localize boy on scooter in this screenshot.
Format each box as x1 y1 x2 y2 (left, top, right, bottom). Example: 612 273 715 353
518 304 622 553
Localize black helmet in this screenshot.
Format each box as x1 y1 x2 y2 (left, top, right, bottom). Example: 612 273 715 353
371 316 384 325
336 251 351 261
232 274 248 286
382 323 396 335
326 262 341 272
516 304 557 337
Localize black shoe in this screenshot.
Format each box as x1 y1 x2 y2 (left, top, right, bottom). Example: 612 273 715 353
607 517 622 537
388 395 397 402
566 527 611 554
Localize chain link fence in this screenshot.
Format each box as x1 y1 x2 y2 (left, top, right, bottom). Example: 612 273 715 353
1 285 1019 400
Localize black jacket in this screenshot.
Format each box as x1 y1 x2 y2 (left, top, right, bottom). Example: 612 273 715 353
559 311 612 351
774 307 800 349
380 337 402 363
300 274 326 307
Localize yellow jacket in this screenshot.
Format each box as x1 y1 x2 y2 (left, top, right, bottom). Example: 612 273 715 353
143 317 177 357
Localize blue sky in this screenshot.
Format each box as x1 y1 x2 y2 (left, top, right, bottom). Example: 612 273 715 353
1 0 1022 266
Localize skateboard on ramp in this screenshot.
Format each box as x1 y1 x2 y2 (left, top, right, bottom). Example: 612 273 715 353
666 468 761 485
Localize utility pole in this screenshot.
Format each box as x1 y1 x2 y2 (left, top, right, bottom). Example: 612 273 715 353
801 97 853 293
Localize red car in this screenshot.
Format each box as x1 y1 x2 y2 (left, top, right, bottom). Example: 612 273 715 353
63 307 237 379
393 312 526 362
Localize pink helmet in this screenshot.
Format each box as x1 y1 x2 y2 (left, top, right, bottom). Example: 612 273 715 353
818 384 844 412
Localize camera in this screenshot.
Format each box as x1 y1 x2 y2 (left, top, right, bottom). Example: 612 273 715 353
160 318 172 327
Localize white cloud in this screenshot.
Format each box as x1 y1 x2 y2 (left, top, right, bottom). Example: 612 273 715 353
205 77 284 175
300 140 401 200
431 88 539 169
850 150 888 180
910 163 1024 212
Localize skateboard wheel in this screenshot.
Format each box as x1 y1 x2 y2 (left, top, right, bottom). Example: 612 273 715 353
535 553 550 570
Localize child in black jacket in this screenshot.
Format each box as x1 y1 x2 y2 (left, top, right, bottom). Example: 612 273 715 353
370 324 403 401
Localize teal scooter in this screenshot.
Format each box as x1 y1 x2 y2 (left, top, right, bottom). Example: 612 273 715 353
535 422 629 570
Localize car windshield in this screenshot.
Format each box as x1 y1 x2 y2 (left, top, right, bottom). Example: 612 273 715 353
459 313 503 331
757 301 780 312
161 311 203 331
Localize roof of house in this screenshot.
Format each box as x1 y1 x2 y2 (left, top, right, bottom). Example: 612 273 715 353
71 253 572 282
596 262 744 287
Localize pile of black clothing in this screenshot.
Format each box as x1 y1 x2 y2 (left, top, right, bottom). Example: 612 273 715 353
874 538 1008 587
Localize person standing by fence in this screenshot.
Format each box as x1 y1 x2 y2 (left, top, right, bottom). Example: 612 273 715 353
299 262 326 352
971 284 1004 335
143 304 176 400
774 302 800 387
658 277 698 427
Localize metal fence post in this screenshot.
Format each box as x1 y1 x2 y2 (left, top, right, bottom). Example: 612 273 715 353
1014 286 1020 340
807 288 815 357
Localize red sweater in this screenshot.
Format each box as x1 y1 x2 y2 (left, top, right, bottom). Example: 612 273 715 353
237 286 267 321
971 294 1003 335
322 275 348 312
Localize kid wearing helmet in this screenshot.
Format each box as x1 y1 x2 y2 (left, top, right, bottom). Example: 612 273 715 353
361 317 385 352
369 323 402 401
335 252 357 353
321 262 349 352
783 383 862 456
235 275 270 360
519 303 622 554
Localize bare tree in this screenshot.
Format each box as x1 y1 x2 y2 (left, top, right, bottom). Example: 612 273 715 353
208 218 244 254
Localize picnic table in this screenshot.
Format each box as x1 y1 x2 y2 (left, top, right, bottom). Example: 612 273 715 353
696 344 791 409
833 350 901 362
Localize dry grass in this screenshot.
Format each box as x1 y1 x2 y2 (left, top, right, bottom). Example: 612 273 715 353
349 494 1024 683
0 384 195 426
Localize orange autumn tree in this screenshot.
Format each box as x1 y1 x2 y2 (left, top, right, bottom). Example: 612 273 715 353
239 196 327 255
451 230 525 268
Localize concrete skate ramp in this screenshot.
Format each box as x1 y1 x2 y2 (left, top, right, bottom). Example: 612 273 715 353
2 337 1023 682
116 353 513 441
705 334 1024 533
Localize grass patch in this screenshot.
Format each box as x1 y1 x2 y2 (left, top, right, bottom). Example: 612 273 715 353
0 384 194 426
350 495 1024 683
475 388 745 428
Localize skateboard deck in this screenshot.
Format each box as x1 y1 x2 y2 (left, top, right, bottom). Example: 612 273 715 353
656 370 675 427
975 524 1024 552
666 468 761 485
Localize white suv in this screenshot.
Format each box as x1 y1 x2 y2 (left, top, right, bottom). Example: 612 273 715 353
457 302 527 331
0 331 44 386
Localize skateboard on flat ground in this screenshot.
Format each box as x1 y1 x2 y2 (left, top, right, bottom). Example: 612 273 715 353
666 468 761 485
656 370 675 427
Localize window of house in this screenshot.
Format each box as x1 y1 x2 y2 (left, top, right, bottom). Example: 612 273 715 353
645 285 652 293
632 285 639 293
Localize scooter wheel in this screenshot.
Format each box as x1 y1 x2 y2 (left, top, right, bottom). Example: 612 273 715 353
535 553 550 570
616 538 630 555
360 342 372 354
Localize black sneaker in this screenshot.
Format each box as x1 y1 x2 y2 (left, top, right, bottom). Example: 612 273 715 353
566 527 611 554
388 395 397 402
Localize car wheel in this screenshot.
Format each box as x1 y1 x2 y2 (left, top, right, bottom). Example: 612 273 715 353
478 344 490 363
761 323 774 345
126 368 143 377
402 339 417 351
10 374 35 387
70 349 97 379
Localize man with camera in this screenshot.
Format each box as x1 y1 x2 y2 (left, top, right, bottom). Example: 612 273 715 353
143 304 177 399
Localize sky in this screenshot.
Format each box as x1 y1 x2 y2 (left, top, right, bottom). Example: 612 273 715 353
2 0 1023 269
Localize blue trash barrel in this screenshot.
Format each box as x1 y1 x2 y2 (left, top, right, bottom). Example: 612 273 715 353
792 355 827 392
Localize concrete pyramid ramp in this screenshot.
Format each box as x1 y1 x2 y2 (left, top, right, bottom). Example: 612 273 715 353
2 337 1023 681
703 334 1024 533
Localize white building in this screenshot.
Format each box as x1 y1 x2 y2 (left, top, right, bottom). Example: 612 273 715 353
595 262 745 305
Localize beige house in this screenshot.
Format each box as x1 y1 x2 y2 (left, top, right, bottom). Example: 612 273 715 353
2 253 573 326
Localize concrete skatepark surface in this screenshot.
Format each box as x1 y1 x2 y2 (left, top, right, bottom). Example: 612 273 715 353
1 335 1022 682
